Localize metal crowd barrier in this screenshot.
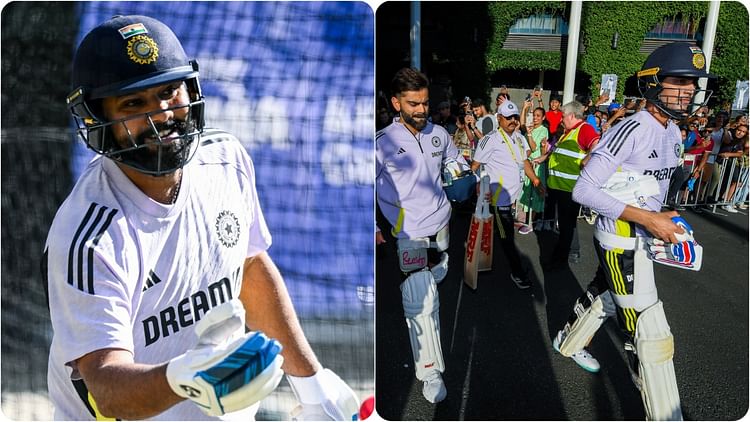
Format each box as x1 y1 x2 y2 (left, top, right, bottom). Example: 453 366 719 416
668 153 749 212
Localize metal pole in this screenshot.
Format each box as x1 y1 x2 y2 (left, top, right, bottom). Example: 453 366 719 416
563 1 582 104
410 2 421 70
695 0 720 108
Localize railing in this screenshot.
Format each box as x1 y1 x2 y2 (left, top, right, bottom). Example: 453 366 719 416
668 154 749 212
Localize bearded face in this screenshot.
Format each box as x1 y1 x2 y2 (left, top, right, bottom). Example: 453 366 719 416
392 87 429 134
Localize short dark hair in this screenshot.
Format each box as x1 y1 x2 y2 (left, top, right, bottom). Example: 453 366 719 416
472 98 485 108
391 67 429 97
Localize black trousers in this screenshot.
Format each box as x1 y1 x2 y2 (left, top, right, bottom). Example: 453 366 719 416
547 188 579 262
492 206 524 277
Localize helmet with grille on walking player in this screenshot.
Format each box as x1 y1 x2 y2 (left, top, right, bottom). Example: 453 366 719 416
637 42 716 120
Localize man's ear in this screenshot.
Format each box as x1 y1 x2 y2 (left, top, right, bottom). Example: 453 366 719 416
391 96 401 113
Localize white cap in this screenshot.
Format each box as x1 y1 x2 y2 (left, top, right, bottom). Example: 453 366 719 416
498 100 520 117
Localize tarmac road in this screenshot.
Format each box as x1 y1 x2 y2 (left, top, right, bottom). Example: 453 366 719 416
375 203 748 420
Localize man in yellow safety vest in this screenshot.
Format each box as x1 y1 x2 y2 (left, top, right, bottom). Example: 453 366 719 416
544 101 600 270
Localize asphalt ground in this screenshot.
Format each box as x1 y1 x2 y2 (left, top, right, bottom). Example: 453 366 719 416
375 202 748 420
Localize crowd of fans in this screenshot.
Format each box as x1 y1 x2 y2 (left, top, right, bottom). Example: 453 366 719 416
378 85 749 225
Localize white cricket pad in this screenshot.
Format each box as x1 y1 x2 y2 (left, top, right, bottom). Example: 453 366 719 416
634 301 682 421
559 292 611 357
600 171 660 208
401 270 445 380
288 369 360 421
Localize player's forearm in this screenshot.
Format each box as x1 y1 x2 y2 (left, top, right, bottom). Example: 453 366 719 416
77 352 181 419
240 252 321 377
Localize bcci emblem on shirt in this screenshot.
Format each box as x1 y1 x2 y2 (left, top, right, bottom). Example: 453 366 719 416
215 210 240 248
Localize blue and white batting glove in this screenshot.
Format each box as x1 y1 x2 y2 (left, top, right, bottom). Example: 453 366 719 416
288 369 360 421
166 299 284 416
646 216 703 271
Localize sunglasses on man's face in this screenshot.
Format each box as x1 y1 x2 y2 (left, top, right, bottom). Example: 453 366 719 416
503 114 520 121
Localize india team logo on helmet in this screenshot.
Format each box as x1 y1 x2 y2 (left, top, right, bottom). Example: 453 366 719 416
127 35 159 64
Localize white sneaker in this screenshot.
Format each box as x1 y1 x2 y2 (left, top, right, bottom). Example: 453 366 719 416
722 205 739 214
552 331 601 373
422 371 447 403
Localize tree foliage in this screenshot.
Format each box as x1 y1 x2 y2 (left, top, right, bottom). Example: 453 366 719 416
485 1 749 109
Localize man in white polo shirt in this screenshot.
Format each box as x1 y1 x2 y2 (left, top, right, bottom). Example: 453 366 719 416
471 101 544 289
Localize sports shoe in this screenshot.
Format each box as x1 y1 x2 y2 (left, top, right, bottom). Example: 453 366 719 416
510 272 532 289
552 330 601 373
421 370 447 403
518 225 533 235
722 205 739 214
738 203 748 210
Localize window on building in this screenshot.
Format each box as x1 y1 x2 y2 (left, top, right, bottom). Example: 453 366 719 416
646 16 703 40
508 14 568 35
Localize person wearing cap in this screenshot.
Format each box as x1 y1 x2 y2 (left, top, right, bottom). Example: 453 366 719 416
44 15 358 421
551 42 715 420
470 100 544 289
543 100 601 270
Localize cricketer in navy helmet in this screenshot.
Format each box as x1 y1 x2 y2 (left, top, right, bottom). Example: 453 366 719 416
551 42 714 420
45 15 358 421
375 67 470 403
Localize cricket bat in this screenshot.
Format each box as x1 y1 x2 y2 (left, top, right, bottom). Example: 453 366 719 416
464 169 493 289
477 173 494 272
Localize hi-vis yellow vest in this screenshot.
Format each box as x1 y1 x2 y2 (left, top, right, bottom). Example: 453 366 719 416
547 125 587 192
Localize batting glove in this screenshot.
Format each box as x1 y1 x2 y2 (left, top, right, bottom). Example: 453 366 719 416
288 369 360 421
166 299 284 416
646 216 702 271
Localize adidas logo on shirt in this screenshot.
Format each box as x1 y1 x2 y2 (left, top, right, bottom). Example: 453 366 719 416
397 147 406 154
143 270 162 292
648 150 658 159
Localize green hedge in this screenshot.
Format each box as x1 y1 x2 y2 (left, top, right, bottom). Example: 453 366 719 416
485 1 749 109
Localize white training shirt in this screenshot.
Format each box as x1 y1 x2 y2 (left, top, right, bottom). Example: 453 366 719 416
573 110 681 238
473 128 531 207
45 129 271 420
376 118 463 239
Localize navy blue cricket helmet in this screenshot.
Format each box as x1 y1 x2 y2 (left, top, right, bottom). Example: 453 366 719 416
637 42 716 120
67 15 205 175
